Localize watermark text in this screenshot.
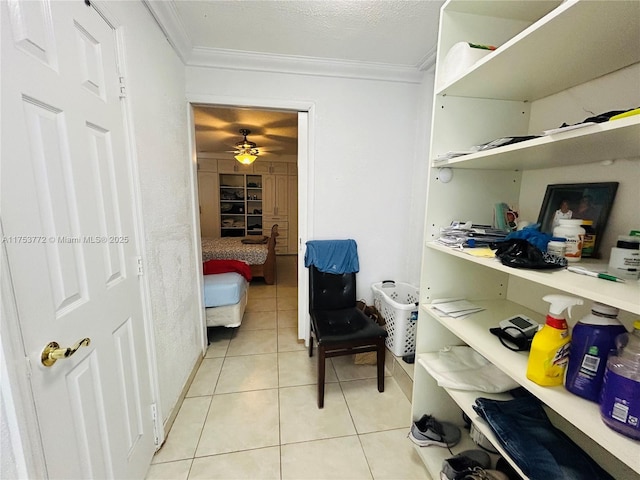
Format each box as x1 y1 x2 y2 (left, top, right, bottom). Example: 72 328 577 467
2 235 129 244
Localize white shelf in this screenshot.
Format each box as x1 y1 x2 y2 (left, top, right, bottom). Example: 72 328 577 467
438 1 640 101
417 352 529 478
422 302 640 472
219 173 265 238
432 116 640 171
426 242 640 315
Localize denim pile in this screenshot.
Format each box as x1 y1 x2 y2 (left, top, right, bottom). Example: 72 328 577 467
473 395 614 480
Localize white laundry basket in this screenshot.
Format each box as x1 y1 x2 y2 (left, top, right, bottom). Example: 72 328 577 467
371 281 419 356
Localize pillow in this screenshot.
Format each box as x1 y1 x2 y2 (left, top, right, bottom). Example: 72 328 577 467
241 236 268 244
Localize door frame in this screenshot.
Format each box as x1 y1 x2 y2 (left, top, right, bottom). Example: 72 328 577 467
185 94 315 350
0 1 163 475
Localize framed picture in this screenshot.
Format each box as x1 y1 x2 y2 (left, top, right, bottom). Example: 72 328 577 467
537 182 618 258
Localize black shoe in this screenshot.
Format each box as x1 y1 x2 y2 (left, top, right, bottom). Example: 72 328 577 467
441 449 490 480
402 353 415 363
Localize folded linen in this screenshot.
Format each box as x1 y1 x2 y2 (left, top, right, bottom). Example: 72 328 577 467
421 346 519 393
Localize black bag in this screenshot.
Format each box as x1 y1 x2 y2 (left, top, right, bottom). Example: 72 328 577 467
495 239 567 270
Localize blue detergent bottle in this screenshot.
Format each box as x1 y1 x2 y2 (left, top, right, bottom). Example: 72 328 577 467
565 302 627 402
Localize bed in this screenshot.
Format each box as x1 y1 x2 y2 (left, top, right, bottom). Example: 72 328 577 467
202 260 252 328
201 224 279 285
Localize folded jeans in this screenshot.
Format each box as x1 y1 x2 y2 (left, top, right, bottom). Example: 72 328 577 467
472 396 613 480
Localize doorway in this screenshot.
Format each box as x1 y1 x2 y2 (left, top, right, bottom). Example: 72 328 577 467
187 100 312 350
192 105 298 248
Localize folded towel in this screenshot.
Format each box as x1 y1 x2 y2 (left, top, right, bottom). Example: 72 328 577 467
304 239 359 274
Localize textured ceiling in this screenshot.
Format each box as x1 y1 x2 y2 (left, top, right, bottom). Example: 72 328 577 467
174 0 444 66
173 0 445 157
193 105 298 157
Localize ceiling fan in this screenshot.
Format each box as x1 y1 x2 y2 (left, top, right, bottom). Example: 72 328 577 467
232 128 259 165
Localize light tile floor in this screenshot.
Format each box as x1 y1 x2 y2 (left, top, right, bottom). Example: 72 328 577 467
146 256 431 480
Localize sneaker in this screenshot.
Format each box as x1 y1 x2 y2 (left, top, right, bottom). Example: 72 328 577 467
408 414 461 447
441 450 491 480
461 467 509 480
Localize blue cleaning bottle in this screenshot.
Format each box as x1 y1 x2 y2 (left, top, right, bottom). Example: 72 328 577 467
565 302 627 402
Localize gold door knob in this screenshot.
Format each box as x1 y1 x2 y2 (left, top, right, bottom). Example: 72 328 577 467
41 338 91 367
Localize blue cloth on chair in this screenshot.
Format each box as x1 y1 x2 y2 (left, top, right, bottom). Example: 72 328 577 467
305 240 359 274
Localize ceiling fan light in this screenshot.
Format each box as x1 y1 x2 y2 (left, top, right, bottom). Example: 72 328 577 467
235 152 257 165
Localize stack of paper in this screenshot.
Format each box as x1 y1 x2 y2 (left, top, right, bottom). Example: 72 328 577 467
436 221 508 249
434 150 478 162
431 299 484 318
541 122 595 136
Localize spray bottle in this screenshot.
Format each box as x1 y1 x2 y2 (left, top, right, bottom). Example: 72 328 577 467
526 294 583 386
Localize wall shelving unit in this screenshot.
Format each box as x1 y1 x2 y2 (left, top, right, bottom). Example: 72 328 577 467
219 173 263 237
413 1 640 479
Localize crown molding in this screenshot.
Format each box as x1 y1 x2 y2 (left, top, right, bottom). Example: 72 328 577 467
188 47 424 84
142 0 192 62
144 1 430 84
417 45 438 72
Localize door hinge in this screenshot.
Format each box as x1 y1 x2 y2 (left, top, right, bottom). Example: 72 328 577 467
136 256 144 276
151 403 161 448
118 76 127 99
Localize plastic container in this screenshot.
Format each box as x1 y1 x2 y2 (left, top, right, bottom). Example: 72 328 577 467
581 220 596 258
600 321 640 440
553 219 585 262
526 294 582 386
565 302 627 402
607 235 640 280
437 42 494 89
371 281 419 356
547 238 566 258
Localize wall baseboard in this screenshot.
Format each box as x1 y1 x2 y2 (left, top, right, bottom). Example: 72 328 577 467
161 353 204 442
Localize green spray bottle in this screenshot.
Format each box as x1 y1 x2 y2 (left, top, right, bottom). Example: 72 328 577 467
526 294 583 386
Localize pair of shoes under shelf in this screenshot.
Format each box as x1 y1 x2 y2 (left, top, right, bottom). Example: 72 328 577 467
440 449 490 480
458 467 509 480
408 414 461 447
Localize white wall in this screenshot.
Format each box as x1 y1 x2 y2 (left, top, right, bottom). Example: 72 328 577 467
187 67 433 300
107 1 201 425
520 64 640 257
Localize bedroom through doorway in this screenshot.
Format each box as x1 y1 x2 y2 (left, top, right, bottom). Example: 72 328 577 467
191 105 301 347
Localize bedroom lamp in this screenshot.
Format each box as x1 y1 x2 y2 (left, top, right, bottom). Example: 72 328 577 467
234 151 257 165
234 128 259 165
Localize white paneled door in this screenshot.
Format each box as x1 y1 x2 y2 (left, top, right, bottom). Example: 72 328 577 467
1 1 156 478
